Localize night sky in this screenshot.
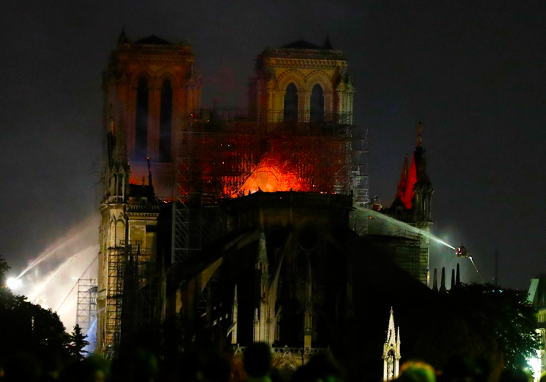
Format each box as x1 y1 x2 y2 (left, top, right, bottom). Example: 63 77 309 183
1 0 545 290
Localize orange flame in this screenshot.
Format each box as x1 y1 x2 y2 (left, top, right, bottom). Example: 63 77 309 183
239 164 306 194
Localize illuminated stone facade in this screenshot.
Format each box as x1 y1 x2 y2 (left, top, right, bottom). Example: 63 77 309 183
249 39 354 124
97 32 200 356
102 31 201 200
95 34 428 361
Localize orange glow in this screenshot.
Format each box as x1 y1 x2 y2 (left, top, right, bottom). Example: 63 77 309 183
239 162 306 194
401 153 417 209
177 127 353 201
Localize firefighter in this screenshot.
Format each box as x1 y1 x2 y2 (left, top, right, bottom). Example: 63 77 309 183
456 245 468 258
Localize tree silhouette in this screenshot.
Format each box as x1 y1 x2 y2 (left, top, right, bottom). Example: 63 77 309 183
0 255 77 365
69 324 89 361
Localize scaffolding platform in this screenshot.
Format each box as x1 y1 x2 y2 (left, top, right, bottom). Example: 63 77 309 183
366 229 429 284
76 279 98 337
105 241 157 359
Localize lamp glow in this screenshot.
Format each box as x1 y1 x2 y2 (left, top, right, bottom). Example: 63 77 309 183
527 349 542 382
6 277 22 290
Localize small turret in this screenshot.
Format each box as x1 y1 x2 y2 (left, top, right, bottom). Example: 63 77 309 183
440 267 446 293
118 27 129 45
395 155 409 201
323 35 333 50
256 232 268 270
228 284 238 344
147 156 153 186
383 307 401 381
416 119 422 147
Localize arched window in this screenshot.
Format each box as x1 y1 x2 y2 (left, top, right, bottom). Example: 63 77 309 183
310 84 324 122
135 78 149 159
159 79 173 162
116 220 125 246
284 83 298 122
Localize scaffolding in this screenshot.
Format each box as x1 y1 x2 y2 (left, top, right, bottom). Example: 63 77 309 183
351 128 370 207
367 229 429 284
172 110 369 264
106 241 157 359
76 279 98 336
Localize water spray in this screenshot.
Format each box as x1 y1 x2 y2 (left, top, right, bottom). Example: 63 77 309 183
15 215 98 280
468 256 485 283
28 247 87 302
359 208 456 250
356 207 486 283
16 240 75 279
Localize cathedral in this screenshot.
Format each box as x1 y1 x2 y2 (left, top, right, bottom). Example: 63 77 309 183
96 30 434 368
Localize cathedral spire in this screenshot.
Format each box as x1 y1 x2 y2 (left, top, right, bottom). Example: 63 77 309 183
256 232 268 270
456 263 461 287
386 307 395 344
323 35 333 50
228 284 238 344
147 156 153 186
402 153 417 209
396 155 409 200
383 307 401 381
118 27 129 45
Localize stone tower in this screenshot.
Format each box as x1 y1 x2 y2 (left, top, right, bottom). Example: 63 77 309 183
249 38 354 124
97 31 201 356
384 121 434 285
102 29 202 200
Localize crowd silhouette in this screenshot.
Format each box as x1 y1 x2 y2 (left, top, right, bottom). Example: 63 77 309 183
0 342 539 382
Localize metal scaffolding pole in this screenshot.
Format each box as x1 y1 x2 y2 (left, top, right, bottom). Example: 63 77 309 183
105 242 156 359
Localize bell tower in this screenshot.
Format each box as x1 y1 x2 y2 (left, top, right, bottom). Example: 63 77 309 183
249 38 354 124
97 31 200 357
102 29 202 200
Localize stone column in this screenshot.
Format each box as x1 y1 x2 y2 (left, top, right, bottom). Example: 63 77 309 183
300 91 311 122
149 85 161 160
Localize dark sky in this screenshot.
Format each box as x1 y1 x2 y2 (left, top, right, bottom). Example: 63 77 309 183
1 0 545 290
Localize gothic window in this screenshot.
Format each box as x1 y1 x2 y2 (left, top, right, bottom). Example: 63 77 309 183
110 174 116 196
159 79 173 162
135 78 149 159
116 220 125 246
310 84 324 122
284 83 298 122
117 173 124 195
